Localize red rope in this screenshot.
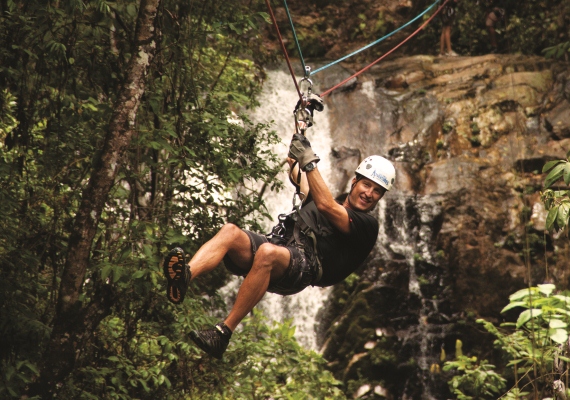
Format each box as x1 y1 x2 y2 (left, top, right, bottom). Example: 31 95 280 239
320 0 450 97
264 0 303 100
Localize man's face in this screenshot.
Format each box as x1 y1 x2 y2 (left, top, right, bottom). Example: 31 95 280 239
346 177 387 212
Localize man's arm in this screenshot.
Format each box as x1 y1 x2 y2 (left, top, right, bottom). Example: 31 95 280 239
304 166 350 234
288 133 351 233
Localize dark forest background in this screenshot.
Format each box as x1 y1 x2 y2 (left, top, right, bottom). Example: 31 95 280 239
0 0 568 398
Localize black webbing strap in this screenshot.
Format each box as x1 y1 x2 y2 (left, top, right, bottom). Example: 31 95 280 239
287 214 323 285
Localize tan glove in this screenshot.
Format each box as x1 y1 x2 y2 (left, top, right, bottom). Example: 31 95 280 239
288 133 320 171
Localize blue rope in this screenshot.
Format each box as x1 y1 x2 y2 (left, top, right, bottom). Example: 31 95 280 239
311 0 441 76
282 0 306 73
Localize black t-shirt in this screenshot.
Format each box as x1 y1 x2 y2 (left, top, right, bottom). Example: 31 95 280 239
297 201 379 287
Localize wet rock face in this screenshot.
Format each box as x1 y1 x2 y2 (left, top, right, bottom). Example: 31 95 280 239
318 54 570 398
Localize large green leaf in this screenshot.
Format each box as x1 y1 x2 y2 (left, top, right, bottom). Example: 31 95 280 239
554 294 570 305
509 288 535 302
564 162 570 185
556 201 570 229
543 159 563 173
555 308 570 317
501 301 527 313
546 206 558 230
544 162 567 188
548 319 567 329
537 283 556 296
516 309 542 328
549 328 568 344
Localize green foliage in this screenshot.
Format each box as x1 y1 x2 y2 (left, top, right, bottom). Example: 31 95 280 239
543 41 570 60
501 388 530 399
420 0 570 56
221 311 344 399
442 120 454 133
477 284 570 398
452 156 570 399
443 355 506 400
352 11 387 41
0 360 40 399
540 150 570 231
56 310 343 399
0 0 316 398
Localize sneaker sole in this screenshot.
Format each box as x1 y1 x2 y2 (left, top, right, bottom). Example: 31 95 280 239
163 247 187 304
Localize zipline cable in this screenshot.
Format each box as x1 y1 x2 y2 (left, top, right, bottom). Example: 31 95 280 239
311 0 442 76
264 0 303 100
320 0 450 97
283 0 307 73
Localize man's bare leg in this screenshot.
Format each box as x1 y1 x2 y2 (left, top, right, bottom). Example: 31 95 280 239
164 223 254 304
224 243 291 331
188 223 254 279
189 241 291 359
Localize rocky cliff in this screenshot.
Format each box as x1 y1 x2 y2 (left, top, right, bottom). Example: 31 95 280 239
308 54 570 399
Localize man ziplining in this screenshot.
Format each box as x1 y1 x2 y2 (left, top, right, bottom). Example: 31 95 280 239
163 97 396 360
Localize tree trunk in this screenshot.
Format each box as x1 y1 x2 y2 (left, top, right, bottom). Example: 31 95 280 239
28 0 162 396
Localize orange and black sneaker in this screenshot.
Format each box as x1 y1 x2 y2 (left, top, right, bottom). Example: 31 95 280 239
163 247 190 304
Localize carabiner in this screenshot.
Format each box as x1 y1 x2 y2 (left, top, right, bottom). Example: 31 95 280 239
292 191 304 210
269 213 289 238
293 66 316 134
298 77 313 96
299 65 313 96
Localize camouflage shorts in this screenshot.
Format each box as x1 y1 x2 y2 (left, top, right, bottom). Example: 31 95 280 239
223 229 320 296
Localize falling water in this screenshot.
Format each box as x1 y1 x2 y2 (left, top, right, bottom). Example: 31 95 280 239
221 69 332 350
376 193 450 399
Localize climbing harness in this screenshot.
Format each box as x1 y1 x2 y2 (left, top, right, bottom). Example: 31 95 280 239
254 35 319 265
267 188 302 241
266 192 323 285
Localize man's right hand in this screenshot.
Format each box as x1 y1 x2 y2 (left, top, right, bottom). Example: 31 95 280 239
288 133 320 171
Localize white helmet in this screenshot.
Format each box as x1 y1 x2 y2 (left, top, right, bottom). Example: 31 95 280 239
355 155 396 191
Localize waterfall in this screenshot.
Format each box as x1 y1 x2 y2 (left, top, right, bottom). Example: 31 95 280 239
221 69 332 350
376 194 450 399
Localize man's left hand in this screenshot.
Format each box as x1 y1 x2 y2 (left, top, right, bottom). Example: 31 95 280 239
288 133 320 171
